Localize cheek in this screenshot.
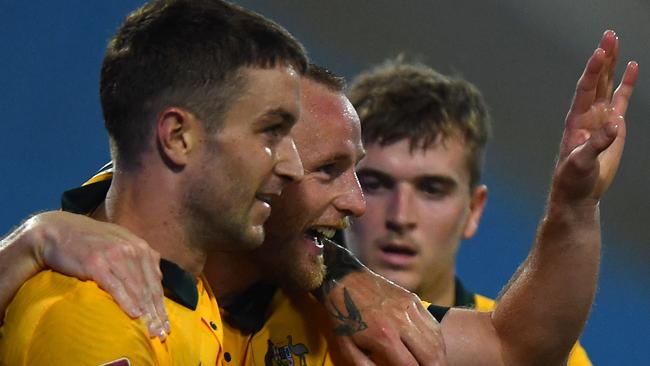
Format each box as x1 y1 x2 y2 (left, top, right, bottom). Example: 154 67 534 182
420 201 470 244
358 196 388 226
237 141 274 174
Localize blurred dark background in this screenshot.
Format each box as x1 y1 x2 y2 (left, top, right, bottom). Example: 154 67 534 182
1 1 648 363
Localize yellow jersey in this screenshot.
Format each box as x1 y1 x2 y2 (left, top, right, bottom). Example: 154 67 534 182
0 164 224 365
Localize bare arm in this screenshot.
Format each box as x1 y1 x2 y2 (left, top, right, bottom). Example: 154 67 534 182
442 30 638 366
0 211 169 339
313 240 447 366
0 216 43 320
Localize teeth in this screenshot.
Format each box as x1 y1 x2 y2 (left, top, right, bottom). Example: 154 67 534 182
314 227 336 239
256 194 272 205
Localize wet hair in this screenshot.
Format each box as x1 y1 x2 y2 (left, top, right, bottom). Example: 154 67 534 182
100 0 308 169
348 59 490 187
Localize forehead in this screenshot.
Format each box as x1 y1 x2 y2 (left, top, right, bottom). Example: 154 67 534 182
221 65 301 124
292 79 363 167
359 138 471 183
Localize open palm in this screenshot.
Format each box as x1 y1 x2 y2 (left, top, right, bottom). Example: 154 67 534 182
556 30 638 202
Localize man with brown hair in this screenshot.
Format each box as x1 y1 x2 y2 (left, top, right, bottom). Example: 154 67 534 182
345 59 591 364
0 0 307 364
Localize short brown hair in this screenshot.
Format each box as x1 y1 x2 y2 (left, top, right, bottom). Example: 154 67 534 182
100 0 308 169
304 63 346 93
349 59 490 187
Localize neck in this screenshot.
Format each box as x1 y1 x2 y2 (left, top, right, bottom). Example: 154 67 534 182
417 268 456 307
203 249 262 303
95 168 206 276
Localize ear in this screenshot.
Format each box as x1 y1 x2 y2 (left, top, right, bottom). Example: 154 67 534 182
462 184 488 240
155 107 199 167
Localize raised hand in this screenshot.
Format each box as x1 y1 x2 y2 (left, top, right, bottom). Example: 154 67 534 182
555 30 638 203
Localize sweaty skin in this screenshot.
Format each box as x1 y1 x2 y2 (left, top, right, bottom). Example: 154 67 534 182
0 31 638 365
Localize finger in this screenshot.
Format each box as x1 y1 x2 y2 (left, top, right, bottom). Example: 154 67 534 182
595 30 617 102
611 61 639 117
148 249 168 334
573 122 618 164
402 331 447 366
124 257 165 339
94 269 142 318
367 337 419 366
141 248 169 338
334 339 376 366
570 48 606 115
606 34 619 99
402 311 447 366
108 244 165 339
110 232 166 338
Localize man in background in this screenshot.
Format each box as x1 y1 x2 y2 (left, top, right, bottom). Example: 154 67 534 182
345 59 591 364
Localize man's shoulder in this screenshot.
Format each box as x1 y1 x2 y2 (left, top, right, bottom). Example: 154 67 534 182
1 271 161 364
5 270 125 325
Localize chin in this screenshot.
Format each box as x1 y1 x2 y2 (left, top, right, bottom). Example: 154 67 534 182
279 256 326 293
376 268 418 292
239 225 266 250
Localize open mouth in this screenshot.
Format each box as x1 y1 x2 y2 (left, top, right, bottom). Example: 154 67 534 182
380 245 417 256
305 226 336 249
255 193 274 206
378 243 418 268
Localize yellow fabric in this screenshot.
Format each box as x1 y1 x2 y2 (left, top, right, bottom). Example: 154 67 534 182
219 288 590 366
220 289 337 366
219 291 432 366
0 270 223 365
82 170 113 186
473 294 592 366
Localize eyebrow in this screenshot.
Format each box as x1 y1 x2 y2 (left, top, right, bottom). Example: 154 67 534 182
356 167 394 182
260 107 297 125
312 152 351 168
357 167 457 187
416 175 458 189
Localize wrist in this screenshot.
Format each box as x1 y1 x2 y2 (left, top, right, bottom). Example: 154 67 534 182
23 213 59 270
545 199 600 225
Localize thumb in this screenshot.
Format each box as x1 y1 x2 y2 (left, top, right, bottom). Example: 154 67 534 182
570 122 618 168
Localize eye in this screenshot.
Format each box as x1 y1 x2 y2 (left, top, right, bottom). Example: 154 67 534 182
317 163 338 176
358 173 389 194
312 162 347 183
417 179 451 199
263 122 288 140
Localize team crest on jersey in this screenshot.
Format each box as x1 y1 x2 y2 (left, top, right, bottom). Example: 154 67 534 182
100 357 131 366
264 336 309 366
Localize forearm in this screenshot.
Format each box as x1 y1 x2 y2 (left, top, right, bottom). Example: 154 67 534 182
313 239 447 365
493 201 601 365
0 216 47 321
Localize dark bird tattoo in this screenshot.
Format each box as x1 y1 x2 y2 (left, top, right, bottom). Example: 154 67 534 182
330 287 368 336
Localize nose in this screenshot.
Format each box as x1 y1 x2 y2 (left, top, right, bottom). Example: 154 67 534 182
274 136 304 182
333 170 367 218
385 184 416 233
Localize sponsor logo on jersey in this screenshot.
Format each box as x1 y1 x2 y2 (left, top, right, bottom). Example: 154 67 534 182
264 336 309 366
